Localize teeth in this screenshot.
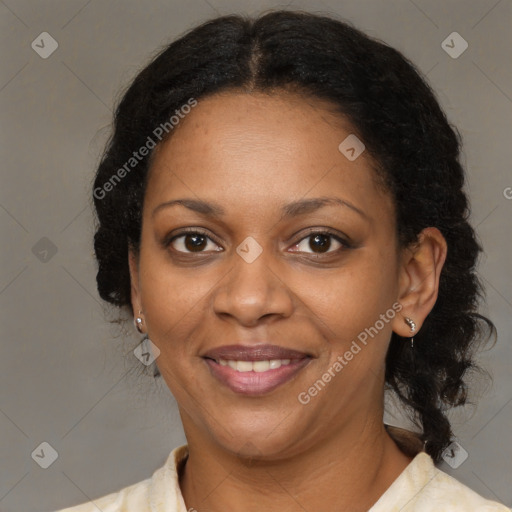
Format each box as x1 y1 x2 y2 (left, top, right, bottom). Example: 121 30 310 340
269 359 281 369
217 359 294 372
236 361 253 372
253 360 270 372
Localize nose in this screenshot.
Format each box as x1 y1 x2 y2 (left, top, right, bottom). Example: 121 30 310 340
212 246 294 327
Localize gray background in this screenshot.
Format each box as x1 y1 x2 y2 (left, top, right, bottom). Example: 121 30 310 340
1 0 511 510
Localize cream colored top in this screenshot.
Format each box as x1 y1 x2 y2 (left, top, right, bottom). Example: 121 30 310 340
56 444 510 511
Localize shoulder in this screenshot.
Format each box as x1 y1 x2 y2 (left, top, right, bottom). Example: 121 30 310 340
371 452 510 512
54 445 189 512
421 463 510 511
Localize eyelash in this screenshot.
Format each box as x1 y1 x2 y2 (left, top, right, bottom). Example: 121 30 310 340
164 227 351 257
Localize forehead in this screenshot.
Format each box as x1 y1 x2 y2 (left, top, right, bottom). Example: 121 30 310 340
144 91 392 223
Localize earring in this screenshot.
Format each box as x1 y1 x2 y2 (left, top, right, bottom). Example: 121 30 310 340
134 310 144 334
404 317 416 349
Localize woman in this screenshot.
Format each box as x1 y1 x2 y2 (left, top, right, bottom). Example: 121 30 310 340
58 10 510 512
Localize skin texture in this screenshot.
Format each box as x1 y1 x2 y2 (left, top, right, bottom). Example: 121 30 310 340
128 90 447 511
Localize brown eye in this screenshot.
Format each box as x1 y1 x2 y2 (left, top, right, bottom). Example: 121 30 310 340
290 231 346 255
169 231 222 253
308 233 332 253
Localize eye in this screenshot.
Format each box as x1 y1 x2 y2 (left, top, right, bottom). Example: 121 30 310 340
167 229 223 254
289 230 347 255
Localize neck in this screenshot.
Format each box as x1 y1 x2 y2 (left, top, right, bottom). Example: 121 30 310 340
179 417 413 512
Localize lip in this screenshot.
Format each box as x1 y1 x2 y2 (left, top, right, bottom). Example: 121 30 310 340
202 344 312 396
202 344 310 361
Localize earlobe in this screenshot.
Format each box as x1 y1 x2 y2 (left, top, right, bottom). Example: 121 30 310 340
392 227 447 337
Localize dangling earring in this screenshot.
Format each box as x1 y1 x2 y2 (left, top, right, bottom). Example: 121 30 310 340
404 317 416 348
134 310 144 334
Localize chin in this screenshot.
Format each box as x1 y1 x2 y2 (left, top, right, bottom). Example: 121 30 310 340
211 418 307 461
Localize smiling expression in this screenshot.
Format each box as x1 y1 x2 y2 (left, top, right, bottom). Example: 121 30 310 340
129 90 406 458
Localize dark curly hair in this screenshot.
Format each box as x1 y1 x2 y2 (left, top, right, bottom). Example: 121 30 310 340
92 10 495 462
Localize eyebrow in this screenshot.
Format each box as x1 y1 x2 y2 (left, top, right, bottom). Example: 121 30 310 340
152 196 368 221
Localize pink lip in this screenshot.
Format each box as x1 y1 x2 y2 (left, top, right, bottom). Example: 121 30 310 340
202 344 312 396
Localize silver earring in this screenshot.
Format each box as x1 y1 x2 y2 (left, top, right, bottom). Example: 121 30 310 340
404 317 416 349
134 310 144 334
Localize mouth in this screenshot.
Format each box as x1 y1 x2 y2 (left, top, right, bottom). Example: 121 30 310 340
202 344 312 396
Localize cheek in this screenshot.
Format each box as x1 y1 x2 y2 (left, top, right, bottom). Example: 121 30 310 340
299 256 398 334
137 253 215 353
295 257 399 384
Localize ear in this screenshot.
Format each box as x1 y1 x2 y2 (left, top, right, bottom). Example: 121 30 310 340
128 246 142 316
392 227 447 337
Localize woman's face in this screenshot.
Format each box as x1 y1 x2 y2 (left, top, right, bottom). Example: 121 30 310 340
130 90 405 458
